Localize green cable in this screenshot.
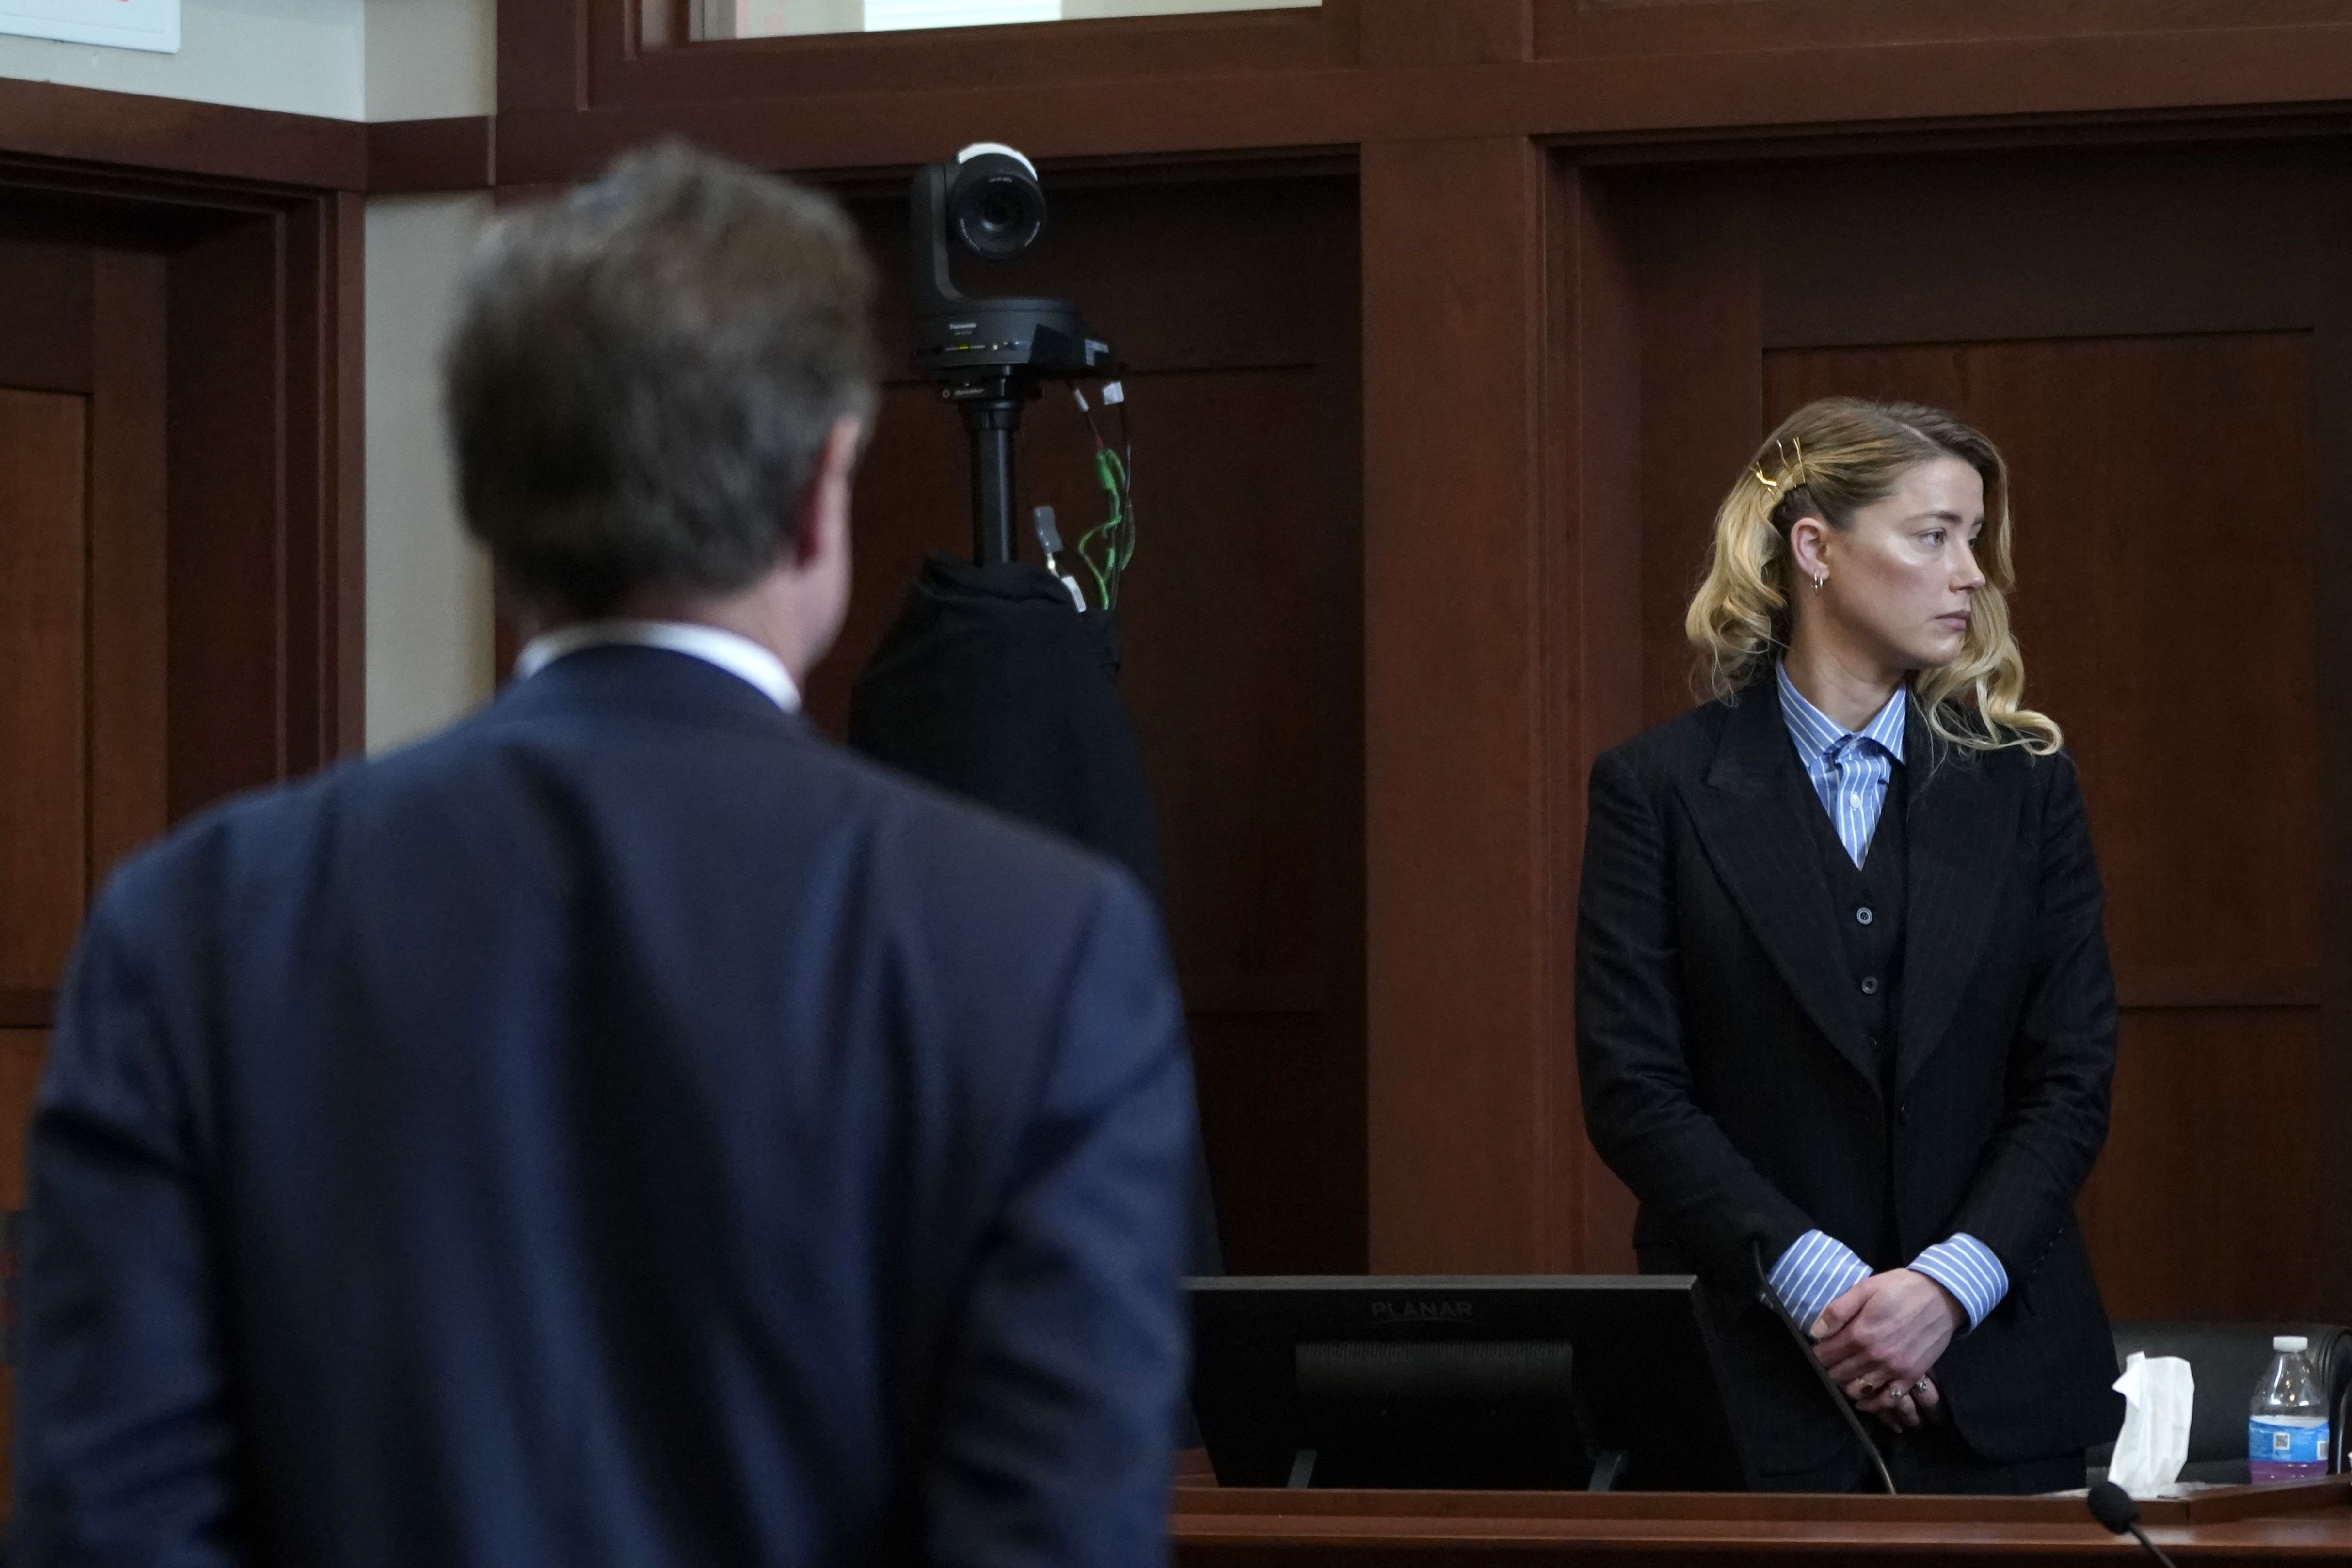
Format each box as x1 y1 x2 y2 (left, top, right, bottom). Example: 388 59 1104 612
1075 445 1131 606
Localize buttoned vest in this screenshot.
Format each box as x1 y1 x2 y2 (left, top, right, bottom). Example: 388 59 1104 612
1797 759 1909 1093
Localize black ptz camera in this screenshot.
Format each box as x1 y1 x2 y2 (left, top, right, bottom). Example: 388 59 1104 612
945 145 1046 262
910 143 1113 381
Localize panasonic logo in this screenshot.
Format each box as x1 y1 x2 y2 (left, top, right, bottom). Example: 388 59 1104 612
1368 1300 1473 1325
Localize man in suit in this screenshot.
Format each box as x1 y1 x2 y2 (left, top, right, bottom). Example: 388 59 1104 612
12 143 1197 1567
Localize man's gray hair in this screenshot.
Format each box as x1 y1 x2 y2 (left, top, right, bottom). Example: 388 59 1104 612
445 141 880 617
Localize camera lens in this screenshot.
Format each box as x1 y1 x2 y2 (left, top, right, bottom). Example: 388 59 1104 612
975 189 1022 238
950 166 1046 262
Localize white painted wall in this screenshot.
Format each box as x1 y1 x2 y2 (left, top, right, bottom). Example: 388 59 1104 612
0 0 363 118
364 193 496 752
360 0 499 752
364 0 494 123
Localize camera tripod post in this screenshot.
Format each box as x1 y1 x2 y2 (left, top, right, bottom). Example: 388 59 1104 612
908 143 1113 568
946 372 1039 567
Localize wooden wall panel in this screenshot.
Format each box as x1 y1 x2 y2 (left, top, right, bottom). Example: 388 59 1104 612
167 215 288 819
88 252 170 890
0 390 89 997
2082 1010 2328 1320
812 174 1366 1274
1359 0 1530 67
594 2 1351 111
0 1028 44 1505
1625 173 1761 731
1361 136 1554 1273
488 0 2352 195
0 79 365 189
0 237 90 394
1538 0 2352 60
0 1032 49 1214
0 173 357 1492
1553 166 1644 1275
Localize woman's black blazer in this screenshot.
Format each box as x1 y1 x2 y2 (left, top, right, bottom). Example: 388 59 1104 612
1575 688 2124 1485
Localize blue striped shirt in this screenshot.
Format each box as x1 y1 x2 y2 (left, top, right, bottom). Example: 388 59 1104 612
1775 662 1906 866
1766 664 2009 1335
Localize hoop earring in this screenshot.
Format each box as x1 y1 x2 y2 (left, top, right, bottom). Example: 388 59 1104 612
1811 573 1826 592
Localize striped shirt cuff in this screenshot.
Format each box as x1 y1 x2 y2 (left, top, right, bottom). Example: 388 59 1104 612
1910 1234 2009 1330
1769 1230 1872 1334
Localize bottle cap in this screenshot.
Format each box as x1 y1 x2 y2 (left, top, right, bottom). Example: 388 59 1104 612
2276 1335 2310 1353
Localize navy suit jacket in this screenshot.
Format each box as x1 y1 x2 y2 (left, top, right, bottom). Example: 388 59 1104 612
13 646 1196 1568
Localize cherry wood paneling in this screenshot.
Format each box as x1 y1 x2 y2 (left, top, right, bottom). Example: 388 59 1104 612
602 2 1355 110
164 197 364 813
1538 0 2352 59
0 1032 48 1213
1359 0 1530 67
2083 1009 2328 1320
0 164 357 1488
0 391 89 995
814 174 1365 1274
87 252 170 889
0 78 364 190
1552 165 1644 1276
0 237 91 394
368 117 496 195
167 214 287 818
0 1029 44 1505
1362 136 1555 1273
1623 172 1763 729
491 0 2352 189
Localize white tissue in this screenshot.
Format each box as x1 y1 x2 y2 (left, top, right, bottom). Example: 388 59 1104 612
2108 1351 2195 1497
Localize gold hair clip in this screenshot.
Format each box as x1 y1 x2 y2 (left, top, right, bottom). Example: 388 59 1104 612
1754 436 1806 491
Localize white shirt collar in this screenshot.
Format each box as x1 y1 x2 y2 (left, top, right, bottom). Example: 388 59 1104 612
515 620 801 713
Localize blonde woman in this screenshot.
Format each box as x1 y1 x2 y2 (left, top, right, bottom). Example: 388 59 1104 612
1575 398 2122 1493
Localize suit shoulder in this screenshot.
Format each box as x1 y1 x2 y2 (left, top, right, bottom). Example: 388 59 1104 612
97 756 357 911
1591 699 1738 791
1925 728 2079 794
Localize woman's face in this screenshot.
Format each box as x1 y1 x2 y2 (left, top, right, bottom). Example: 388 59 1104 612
1794 455 1989 674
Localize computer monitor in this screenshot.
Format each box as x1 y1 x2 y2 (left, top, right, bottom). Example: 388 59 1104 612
1188 1275 1750 1492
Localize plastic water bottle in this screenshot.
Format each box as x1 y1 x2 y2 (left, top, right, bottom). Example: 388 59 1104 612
2248 1335 2331 1483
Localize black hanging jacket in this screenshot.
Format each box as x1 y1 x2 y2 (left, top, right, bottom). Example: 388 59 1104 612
849 552 1222 1280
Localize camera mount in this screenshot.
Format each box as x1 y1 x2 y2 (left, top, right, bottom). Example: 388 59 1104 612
909 143 1116 565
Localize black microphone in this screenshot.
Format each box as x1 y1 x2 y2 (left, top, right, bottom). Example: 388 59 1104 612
2086 1480 2181 1567
1750 1242 1896 1494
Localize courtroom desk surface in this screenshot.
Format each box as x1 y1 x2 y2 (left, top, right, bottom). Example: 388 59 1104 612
1170 1475 2352 1563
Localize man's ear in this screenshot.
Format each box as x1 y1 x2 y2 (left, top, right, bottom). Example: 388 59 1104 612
791 414 865 568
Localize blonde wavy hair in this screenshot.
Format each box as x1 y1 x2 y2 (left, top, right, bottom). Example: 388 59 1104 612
1683 396 2061 756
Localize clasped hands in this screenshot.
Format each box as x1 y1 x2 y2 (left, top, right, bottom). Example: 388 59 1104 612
1809 1268 1967 1432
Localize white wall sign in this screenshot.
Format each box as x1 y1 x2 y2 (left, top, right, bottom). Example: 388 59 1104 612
0 0 178 53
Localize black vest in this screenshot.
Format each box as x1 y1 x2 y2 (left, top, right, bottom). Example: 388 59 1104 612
1795 760 1908 1093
